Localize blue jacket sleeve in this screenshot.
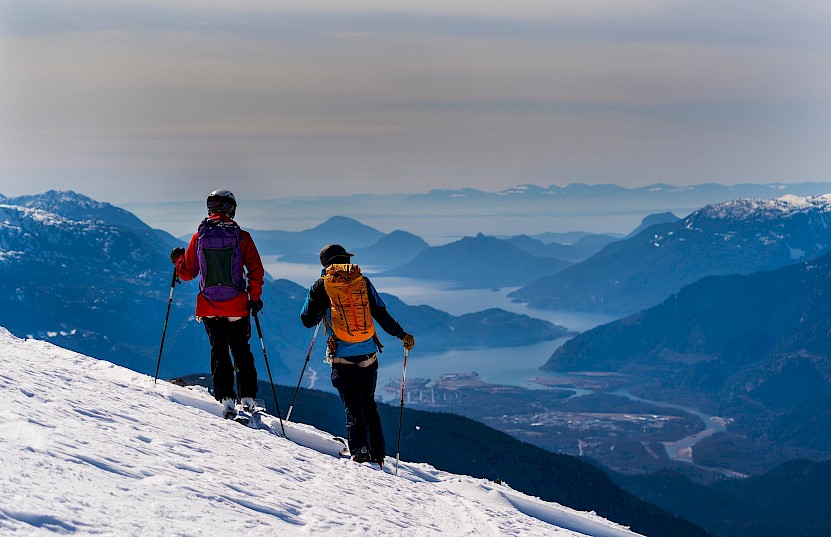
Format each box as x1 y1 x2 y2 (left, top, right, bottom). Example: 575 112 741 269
364 277 406 338
300 279 328 328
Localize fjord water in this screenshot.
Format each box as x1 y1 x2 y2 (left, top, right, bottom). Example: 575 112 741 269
264 257 618 392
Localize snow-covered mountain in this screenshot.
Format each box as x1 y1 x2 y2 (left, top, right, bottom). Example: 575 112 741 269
1 189 181 254
0 327 642 537
0 191 181 374
511 194 831 314
694 194 831 221
0 200 168 277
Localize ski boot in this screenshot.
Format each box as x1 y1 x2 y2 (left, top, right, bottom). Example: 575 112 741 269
352 446 371 463
221 397 237 419
240 397 256 413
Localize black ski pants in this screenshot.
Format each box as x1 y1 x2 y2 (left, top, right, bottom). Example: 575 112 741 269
203 316 258 401
331 358 385 460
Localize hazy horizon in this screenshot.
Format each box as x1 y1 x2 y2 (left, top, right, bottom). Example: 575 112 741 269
4 180 831 242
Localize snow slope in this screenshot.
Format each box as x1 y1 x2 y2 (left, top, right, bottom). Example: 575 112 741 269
0 328 642 536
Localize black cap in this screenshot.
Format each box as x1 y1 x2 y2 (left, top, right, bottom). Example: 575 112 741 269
319 244 354 266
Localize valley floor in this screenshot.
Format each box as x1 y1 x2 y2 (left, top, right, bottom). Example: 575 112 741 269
398 372 831 482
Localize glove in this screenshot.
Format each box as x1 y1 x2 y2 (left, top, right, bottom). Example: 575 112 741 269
248 299 264 314
401 333 415 351
169 247 185 264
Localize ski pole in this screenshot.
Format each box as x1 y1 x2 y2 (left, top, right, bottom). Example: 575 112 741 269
154 268 179 384
395 347 409 476
286 320 321 422
252 312 288 438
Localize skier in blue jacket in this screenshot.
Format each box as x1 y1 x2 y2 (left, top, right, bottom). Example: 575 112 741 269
300 244 414 466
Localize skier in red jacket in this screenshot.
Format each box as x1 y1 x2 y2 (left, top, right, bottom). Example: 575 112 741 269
169 189 265 419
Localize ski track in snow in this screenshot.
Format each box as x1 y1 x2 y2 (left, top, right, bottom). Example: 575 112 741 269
0 328 642 536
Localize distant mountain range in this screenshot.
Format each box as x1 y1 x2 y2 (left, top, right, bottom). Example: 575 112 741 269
271 222 430 267
248 215 585 288
527 230 621 244
247 215 386 257
124 181 831 245
406 182 831 201
511 195 831 314
504 213 677 263
625 212 680 238
352 229 430 267
379 233 571 289
0 191 567 381
506 233 620 263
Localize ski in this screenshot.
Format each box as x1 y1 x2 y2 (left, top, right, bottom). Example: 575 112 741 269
354 459 385 471
223 399 267 427
233 411 254 426
333 436 350 458
214 400 356 459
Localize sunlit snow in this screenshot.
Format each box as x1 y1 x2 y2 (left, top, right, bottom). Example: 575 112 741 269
0 328 641 536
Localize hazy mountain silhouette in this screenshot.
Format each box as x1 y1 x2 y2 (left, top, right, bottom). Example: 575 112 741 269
352 230 429 268
625 212 681 238
380 233 571 289
530 231 620 244
507 234 619 263
250 215 386 258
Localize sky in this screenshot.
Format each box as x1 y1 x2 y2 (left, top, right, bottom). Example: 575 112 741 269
1 0 830 204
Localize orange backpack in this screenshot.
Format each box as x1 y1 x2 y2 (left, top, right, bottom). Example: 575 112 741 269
323 264 377 343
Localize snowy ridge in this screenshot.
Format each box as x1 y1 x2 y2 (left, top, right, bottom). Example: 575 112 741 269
0 328 641 536
0 204 92 230
0 190 109 214
0 204 107 264
0 190 157 239
0 199 160 274
696 194 831 221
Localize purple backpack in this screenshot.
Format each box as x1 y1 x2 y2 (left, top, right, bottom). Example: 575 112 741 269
196 218 246 301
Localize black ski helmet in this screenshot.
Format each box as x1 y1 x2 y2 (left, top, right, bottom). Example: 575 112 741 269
207 189 236 218
319 244 353 267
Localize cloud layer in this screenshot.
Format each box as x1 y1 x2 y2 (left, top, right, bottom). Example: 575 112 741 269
1 1 829 202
